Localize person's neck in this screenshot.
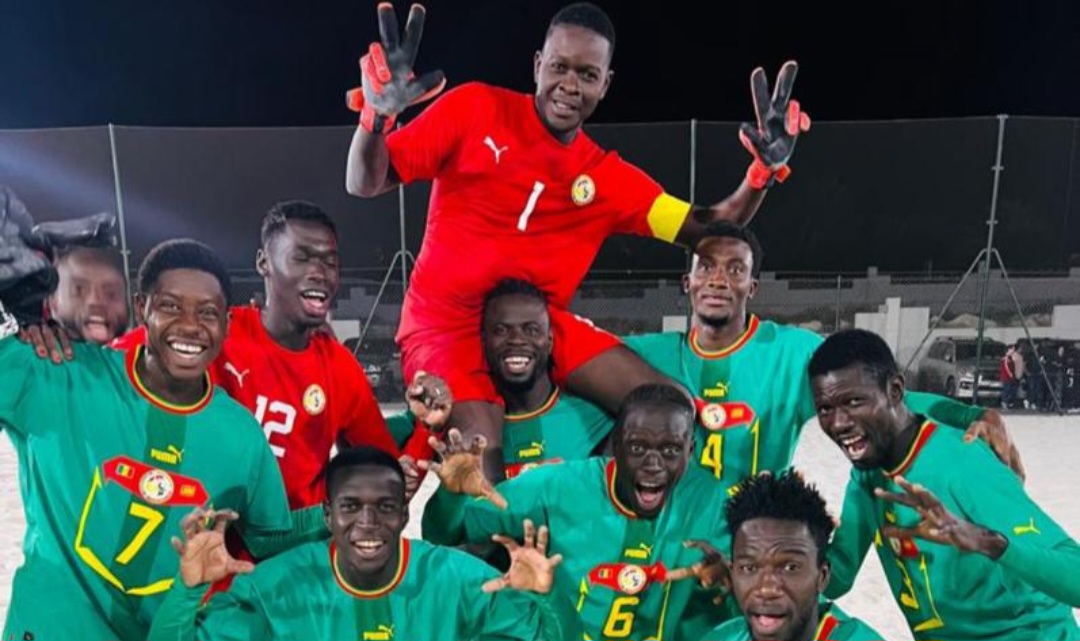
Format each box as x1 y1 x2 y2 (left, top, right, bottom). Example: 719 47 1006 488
501 376 555 415
787 603 822 641
692 312 749 352
136 350 206 406
337 540 400 592
533 97 578 145
882 407 923 472
261 305 311 351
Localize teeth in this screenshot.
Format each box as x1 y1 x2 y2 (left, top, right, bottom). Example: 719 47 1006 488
168 341 205 355
87 316 106 324
301 291 327 301
840 435 863 446
354 541 384 550
504 356 531 366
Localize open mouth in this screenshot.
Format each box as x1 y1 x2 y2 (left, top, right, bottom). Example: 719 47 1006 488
836 433 870 462
502 354 534 375
300 289 330 316
551 99 579 117
166 339 207 361
83 315 112 342
634 480 667 512
748 611 788 637
351 539 388 560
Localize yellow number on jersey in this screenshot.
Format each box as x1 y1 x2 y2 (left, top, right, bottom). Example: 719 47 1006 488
602 596 639 638
700 433 723 479
894 554 945 632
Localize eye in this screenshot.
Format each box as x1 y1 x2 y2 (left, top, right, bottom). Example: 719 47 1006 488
783 562 801 573
661 445 680 458
737 563 757 574
378 501 398 513
160 300 180 312
524 324 542 337
492 325 509 337
628 443 645 456
198 307 220 321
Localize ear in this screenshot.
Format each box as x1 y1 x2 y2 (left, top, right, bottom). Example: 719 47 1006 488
255 247 270 278
599 68 614 100
133 293 148 327
323 500 332 531
681 273 690 294
533 51 543 87
887 373 906 406
748 277 759 299
818 560 831 594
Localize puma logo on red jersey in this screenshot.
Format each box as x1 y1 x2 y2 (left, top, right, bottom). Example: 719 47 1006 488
224 362 250 387
483 136 508 164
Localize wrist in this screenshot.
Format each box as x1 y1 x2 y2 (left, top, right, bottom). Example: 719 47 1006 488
745 159 791 190
978 528 1009 559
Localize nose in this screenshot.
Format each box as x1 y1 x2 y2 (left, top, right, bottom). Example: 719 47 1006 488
753 567 784 599
642 450 663 472
705 265 730 289
558 72 581 95
355 505 378 528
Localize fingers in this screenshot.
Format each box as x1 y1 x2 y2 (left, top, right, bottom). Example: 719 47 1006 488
881 525 924 542
55 323 74 360
368 43 392 84
229 560 256 576
749 67 771 129
401 3 428 64
471 434 488 455
873 487 918 509
962 421 986 444
785 100 807 136
23 324 47 360
376 2 401 53
739 123 767 157
409 70 447 105
211 509 241 533
1009 443 1027 484
428 434 448 457
170 535 185 556
491 533 520 552
482 484 508 510
180 507 208 540
522 519 536 549
447 428 464 451
41 323 63 364
665 564 701 582
481 575 508 594
536 524 549 556
415 459 440 474
773 60 799 107
548 553 563 569
683 539 721 557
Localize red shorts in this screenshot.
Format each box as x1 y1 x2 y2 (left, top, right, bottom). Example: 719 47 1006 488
400 307 621 404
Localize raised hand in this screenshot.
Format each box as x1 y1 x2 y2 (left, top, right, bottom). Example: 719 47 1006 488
418 428 507 509
406 370 453 431
346 3 447 133
739 61 811 189
666 539 731 604
482 519 563 594
170 507 255 587
876 475 1006 558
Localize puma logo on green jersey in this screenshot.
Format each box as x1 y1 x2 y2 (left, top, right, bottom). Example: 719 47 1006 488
363 624 394 640
518 441 544 458
624 543 653 560
1012 518 1041 536
150 445 184 465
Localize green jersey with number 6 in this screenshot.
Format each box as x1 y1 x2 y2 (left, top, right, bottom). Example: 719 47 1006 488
0 338 291 641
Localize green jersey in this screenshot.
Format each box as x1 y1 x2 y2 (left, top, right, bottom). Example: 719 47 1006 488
700 602 885 641
148 538 578 641
626 318 984 494
424 458 731 641
503 388 613 478
0 338 291 641
827 419 1080 641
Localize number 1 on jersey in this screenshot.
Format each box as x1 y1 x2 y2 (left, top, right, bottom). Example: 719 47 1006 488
517 181 545 231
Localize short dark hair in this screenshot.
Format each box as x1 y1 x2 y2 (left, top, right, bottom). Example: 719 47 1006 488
547 3 616 57
260 200 337 246
136 239 231 302
808 329 899 391
725 470 834 565
697 221 765 278
482 278 548 322
324 446 406 501
55 245 126 279
615 383 694 433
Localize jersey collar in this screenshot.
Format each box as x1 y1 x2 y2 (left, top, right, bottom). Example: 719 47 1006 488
125 344 213 415
886 420 937 478
331 538 410 599
688 315 760 359
604 459 638 519
505 388 560 423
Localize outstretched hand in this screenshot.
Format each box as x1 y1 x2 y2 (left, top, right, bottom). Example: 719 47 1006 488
739 61 811 189
666 539 731 604
171 507 255 587
482 519 563 594
418 428 507 509
406 370 453 431
347 3 447 133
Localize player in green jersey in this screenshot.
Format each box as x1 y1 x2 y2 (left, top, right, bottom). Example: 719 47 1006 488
697 471 884 641
624 221 1023 492
422 383 735 641
148 446 577 641
483 279 613 478
0 239 292 641
810 329 1080 641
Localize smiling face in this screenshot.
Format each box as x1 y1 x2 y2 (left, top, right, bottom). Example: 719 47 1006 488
258 218 340 330
612 404 692 518
135 268 227 385
482 293 552 390
533 24 613 141
49 248 128 344
324 465 408 581
686 236 758 330
730 518 829 641
811 364 907 470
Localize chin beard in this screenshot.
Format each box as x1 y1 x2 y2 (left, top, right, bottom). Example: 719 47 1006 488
697 311 734 330
497 372 540 394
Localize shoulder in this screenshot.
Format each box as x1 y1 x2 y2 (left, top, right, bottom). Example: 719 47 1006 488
412 539 498 584
204 387 265 435
624 331 684 352
757 319 823 350
436 81 510 113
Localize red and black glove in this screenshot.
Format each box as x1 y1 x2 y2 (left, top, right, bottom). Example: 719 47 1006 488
346 3 446 134
739 61 811 190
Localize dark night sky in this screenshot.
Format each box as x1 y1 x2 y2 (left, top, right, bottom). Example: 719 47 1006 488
3 1 1080 128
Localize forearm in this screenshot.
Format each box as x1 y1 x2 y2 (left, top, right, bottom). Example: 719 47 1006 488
675 180 767 247
241 505 328 559
146 580 205 641
345 127 396 197
420 487 470 546
996 537 1080 607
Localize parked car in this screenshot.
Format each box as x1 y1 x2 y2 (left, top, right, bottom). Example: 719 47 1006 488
915 337 1006 402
